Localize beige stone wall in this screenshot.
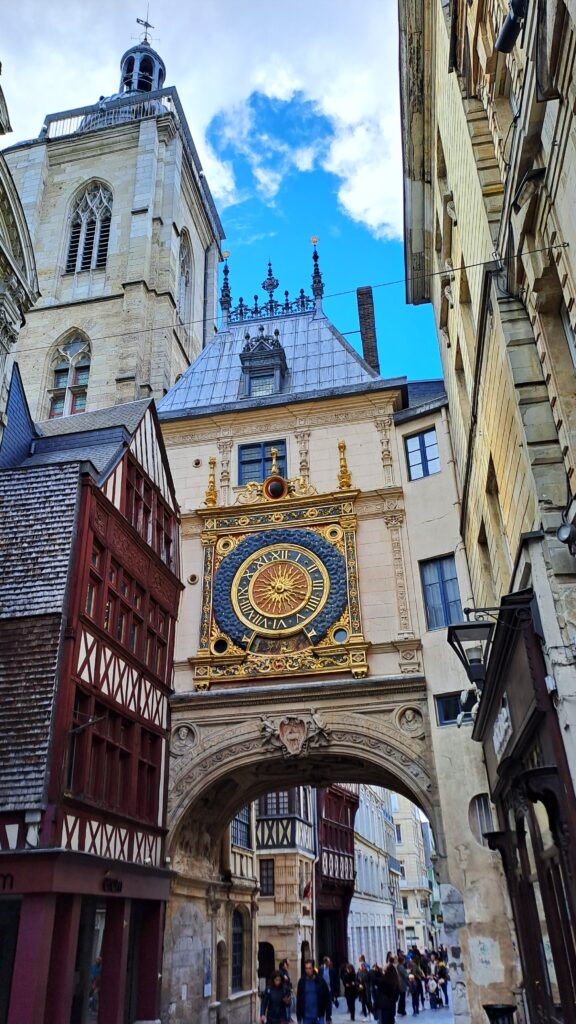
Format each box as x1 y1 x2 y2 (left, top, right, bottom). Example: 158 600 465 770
4 112 219 418
256 849 314 969
162 386 518 1021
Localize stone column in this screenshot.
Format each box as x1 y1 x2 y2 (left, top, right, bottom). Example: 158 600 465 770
374 415 396 486
383 509 414 638
295 429 311 483
217 437 233 506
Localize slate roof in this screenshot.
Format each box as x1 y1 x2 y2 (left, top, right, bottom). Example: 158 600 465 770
0 463 80 618
158 311 408 420
0 615 62 811
38 399 151 437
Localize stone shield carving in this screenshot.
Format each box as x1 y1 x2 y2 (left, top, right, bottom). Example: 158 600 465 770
261 708 331 757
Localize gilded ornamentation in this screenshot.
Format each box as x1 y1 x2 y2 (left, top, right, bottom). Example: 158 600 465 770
204 456 218 508
338 440 352 490
261 708 331 757
193 493 368 685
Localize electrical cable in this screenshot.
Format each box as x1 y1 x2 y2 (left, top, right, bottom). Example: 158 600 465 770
18 241 569 354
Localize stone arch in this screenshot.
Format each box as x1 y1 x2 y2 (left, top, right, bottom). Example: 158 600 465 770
168 707 444 864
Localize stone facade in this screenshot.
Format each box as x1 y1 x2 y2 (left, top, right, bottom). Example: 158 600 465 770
2 49 223 421
158 275 518 1023
399 0 576 1016
0 73 39 441
348 785 398 965
393 794 433 950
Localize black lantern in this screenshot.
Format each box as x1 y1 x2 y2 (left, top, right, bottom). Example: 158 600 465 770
447 619 495 686
483 1005 517 1024
495 0 526 52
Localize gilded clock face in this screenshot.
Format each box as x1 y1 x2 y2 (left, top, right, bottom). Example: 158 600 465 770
232 544 329 636
213 527 348 651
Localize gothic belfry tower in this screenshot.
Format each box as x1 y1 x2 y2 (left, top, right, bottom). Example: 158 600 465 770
3 24 224 420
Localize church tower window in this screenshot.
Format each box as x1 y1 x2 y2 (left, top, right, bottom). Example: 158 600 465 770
65 184 113 274
177 233 192 326
48 337 91 418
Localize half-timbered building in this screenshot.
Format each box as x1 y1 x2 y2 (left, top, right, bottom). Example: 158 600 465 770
315 784 359 966
0 372 181 1024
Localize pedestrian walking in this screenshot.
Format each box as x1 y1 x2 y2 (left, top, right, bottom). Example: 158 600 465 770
437 960 450 1007
407 974 419 1016
296 960 332 1024
343 963 359 1020
371 962 399 1024
321 957 340 1008
261 971 292 1024
396 955 409 1018
357 961 372 1018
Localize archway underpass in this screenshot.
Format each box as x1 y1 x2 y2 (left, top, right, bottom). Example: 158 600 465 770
162 678 519 1024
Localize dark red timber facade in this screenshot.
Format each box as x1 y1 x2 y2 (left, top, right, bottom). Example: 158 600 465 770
0 371 182 1024
315 783 359 967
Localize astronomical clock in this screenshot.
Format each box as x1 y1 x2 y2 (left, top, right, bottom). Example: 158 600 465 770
191 445 369 689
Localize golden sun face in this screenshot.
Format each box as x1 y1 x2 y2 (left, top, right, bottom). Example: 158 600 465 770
250 561 311 616
231 543 330 636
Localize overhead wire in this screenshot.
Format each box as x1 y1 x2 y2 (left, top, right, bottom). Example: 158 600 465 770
19 241 569 353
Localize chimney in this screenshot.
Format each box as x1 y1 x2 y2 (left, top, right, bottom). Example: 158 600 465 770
356 286 380 374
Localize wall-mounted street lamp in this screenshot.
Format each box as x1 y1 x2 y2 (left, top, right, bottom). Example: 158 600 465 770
495 0 526 52
447 615 495 686
447 613 496 727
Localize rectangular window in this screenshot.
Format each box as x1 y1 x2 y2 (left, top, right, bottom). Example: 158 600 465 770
231 806 251 849
238 440 287 485
405 428 441 480
250 374 275 397
259 859 275 896
125 458 176 570
561 302 576 368
402 896 409 912
395 824 402 843
436 693 472 726
420 555 463 629
49 395 65 419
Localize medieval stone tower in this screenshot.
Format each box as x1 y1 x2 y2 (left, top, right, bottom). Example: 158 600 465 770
3 33 223 420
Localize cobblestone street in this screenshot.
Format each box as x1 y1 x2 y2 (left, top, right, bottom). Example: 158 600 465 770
330 992 453 1024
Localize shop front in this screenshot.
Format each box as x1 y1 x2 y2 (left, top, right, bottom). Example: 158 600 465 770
1 849 170 1024
474 591 576 1024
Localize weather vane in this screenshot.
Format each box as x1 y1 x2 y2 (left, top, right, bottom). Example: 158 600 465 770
136 6 154 43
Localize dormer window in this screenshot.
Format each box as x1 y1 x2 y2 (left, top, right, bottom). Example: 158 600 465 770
240 325 288 399
250 373 275 398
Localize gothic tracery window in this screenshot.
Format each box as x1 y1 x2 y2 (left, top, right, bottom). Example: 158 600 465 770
48 337 91 418
66 184 113 274
176 233 192 325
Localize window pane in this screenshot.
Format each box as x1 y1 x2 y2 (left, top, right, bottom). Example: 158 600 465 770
71 393 87 414
250 374 275 397
49 396 65 418
405 436 420 453
74 364 90 386
54 368 69 389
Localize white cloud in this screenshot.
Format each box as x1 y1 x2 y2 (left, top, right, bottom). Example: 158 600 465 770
1 0 403 239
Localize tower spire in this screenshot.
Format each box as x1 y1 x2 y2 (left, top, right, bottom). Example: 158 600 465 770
220 252 232 328
311 237 324 312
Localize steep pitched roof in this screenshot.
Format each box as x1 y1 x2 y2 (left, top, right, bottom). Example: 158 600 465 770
159 311 407 420
0 614 63 811
0 463 80 618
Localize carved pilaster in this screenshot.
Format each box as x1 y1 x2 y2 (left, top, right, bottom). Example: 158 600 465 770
295 429 311 484
383 509 414 637
217 437 233 506
374 415 396 486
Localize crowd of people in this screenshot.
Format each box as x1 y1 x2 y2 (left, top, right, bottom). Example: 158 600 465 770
260 947 451 1024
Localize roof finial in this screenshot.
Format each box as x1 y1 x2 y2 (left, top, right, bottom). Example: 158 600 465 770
220 252 232 327
204 456 218 507
311 236 324 310
337 440 352 490
262 260 279 315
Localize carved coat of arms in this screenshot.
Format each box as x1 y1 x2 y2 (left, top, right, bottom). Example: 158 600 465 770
261 708 331 757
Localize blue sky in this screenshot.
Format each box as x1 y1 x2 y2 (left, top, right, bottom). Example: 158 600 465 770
1 0 441 381
208 92 440 381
